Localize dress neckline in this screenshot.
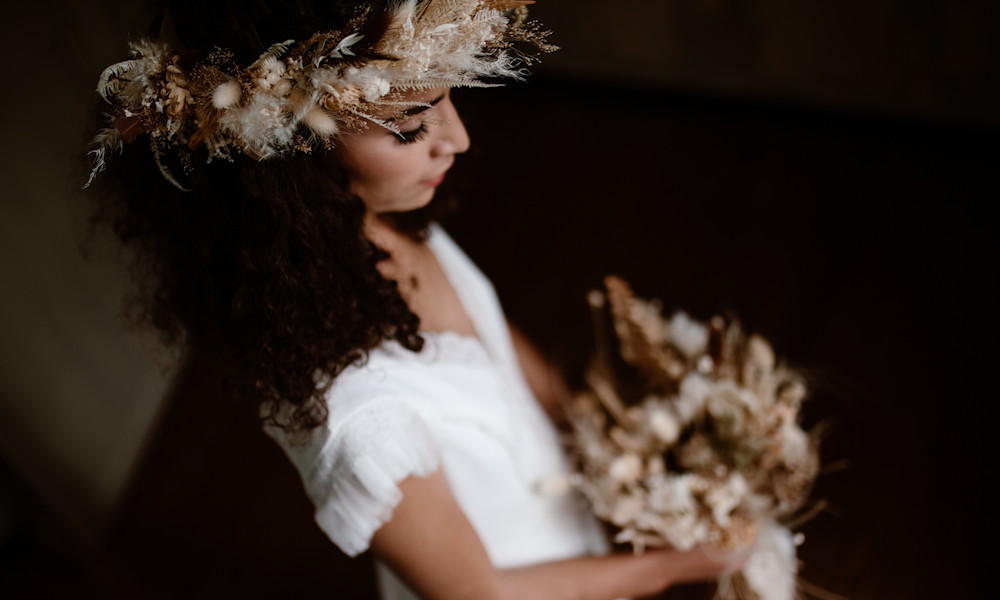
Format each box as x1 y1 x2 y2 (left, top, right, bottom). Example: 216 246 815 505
423 224 507 366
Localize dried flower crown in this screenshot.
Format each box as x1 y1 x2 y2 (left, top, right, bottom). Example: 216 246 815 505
87 0 555 189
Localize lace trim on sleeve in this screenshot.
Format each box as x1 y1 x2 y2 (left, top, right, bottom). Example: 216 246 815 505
309 400 439 557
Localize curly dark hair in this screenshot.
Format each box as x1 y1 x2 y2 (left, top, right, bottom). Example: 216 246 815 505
88 0 444 431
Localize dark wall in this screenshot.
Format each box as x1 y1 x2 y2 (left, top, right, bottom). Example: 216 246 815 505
530 0 1000 128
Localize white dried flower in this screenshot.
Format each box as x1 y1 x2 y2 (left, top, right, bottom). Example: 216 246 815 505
705 474 749 527
257 57 287 89
746 334 775 370
743 334 776 391
775 422 810 466
665 510 709 551
359 74 392 101
643 475 707 550
743 520 797 600
668 311 709 358
676 373 711 423
272 78 293 97
587 290 605 309
647 474 697 514
706 386 747 435
608 453 644 484
610 493 645 526
648 407 680 444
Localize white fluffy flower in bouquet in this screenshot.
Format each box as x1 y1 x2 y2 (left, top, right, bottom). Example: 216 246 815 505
567 276 820 600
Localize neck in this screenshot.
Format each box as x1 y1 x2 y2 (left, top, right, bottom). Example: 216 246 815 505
366 212 478 338
365 212 409 252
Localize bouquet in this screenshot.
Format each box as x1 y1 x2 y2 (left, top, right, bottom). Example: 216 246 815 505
566 276 820 600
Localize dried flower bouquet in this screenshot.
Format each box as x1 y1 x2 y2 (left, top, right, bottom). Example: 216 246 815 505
566 276 819 600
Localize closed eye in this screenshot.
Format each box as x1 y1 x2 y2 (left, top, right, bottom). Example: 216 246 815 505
396 122 429 145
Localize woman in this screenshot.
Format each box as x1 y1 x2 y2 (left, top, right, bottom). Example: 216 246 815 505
88 1 747 598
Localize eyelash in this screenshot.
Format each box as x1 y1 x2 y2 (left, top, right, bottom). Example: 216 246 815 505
396 122 429 145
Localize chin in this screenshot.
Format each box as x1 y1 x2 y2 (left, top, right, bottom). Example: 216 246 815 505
370 198 433 218
398 191 436 213
365 183 439 214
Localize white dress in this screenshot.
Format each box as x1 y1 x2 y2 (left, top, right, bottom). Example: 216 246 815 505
266 225 608 599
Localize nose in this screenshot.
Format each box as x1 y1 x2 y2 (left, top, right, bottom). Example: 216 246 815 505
431 96 470 158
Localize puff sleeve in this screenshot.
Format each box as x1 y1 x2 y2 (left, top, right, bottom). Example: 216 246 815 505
269 397 440 557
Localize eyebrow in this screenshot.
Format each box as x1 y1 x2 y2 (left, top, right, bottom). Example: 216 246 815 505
400 95 445 118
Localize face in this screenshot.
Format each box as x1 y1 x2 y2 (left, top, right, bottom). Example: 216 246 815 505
334 88 470 215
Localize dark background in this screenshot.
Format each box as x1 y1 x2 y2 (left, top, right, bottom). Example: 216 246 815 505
2 1 997 598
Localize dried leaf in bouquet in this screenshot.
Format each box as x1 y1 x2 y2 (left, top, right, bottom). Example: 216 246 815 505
566 276 821 600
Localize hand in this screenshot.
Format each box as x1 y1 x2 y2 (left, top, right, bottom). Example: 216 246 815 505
650 542 754 587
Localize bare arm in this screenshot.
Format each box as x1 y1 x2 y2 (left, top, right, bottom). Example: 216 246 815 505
372 471 746 600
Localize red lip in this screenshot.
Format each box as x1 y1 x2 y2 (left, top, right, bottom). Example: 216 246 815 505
424 172 446 187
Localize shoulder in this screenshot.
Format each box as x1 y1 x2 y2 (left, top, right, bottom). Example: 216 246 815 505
265 354 443 556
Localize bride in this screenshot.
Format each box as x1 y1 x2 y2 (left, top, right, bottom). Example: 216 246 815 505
87 1 748 598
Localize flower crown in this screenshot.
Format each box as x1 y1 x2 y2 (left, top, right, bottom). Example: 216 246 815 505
87 0 555 189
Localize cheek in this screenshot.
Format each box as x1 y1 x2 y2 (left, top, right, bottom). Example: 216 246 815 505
340 141 418 191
